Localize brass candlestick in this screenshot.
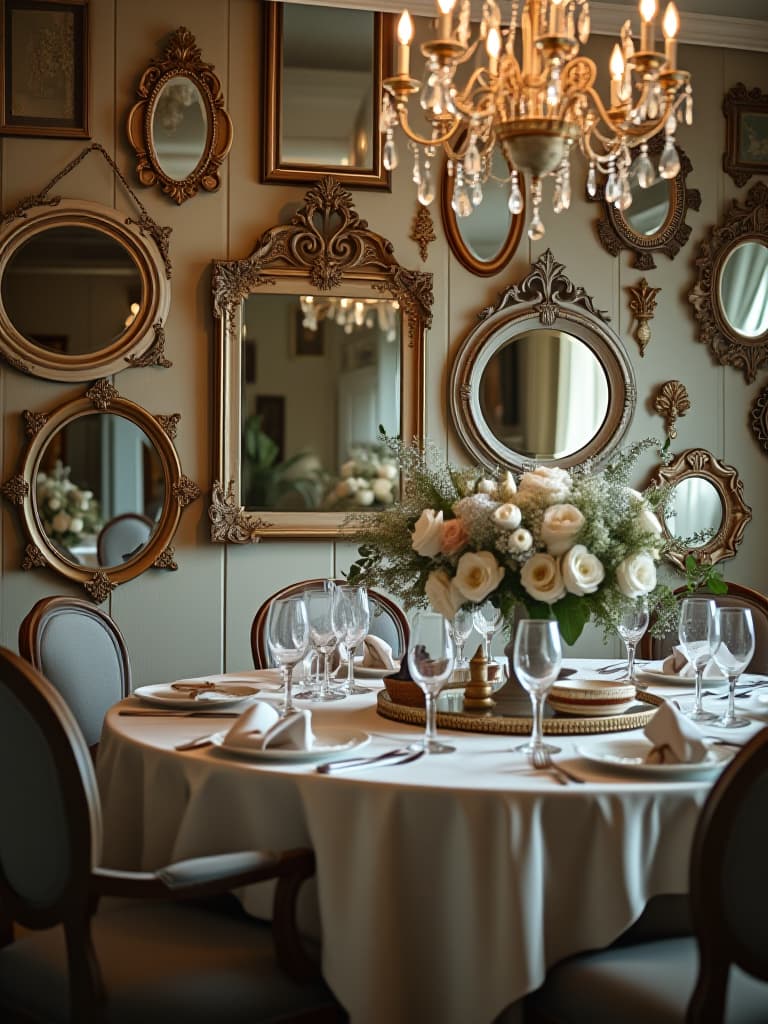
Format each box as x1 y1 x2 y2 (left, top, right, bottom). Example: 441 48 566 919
463 645 496 710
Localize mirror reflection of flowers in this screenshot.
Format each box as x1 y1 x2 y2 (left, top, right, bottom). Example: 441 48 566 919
325 443 399 509
347 435 682 645
36 460 103 546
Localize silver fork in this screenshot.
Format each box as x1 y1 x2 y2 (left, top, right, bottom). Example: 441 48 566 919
530 747 584 785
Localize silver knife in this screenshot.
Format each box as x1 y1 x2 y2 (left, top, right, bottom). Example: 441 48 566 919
317 747 424 774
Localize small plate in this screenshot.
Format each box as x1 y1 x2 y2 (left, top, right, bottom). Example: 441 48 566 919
134 681 261 709
209 727 371 762
576 738 732 779
635 668 727 689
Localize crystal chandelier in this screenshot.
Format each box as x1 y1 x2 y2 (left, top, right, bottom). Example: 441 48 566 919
380 0 692 239
300 295 400 342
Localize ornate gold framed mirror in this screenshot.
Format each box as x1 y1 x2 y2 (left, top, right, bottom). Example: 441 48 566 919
127 26 233 204
210 176 431 542
450 250 636 473
0 197 171 381
262 3 392 189
589 138 700 270
689 181 768 384
1 380 200 601
650 448 752 570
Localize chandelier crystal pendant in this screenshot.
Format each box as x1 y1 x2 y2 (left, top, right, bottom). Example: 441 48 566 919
380 0 692 239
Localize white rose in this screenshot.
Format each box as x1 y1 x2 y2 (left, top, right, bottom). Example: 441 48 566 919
498 470 517 501
508 528 533 553
493 503 522 531
372 478 394 504
79 498 91 511
453 550 505 603
411 509 444 557
475 478 498 497
615 552 657 598
636 506 663 536
51 511 71 534
518 466 572 505
425 569 464 620
83 490 93 499
356 489 375 506
340 460 357 478
540 503 585 555
520 552 566 604
69 517 84 535
48 497 61 511
561 544 605 595
377 463 397 480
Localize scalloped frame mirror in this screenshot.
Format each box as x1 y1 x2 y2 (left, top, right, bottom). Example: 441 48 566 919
650 448 752 570
450 249 636 473
0 380 200 602
211 176 432 542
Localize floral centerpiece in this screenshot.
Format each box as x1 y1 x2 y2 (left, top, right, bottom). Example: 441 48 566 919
325 442 399 509
36 460 103 548
346 436 682 645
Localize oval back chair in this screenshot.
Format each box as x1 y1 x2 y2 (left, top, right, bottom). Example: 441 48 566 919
97 512 154 566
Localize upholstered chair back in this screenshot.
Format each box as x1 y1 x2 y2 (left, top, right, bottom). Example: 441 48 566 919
97 512 154 566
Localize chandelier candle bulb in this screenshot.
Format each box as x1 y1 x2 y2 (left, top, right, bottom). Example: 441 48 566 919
487 27 501 76
663 2 679 70
437 0 455 40
397 11 413 76
640 0 657 53
610 45 624 107
549 0 564 35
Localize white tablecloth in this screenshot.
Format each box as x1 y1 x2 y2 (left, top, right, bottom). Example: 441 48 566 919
96 661 768 1024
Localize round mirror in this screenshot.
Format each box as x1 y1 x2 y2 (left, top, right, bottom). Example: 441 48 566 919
666 477 723 547
151 75 208 181
623 175 670 238
478 329 609 461
718 241 768 338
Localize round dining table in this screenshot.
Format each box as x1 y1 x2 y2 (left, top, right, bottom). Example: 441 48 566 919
96 660 768 1024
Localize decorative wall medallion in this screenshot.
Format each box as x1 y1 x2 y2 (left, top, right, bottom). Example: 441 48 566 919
86 379 119 410
153 546 179 571
84 572 118 605
156 413 181 440
1 474 28 504
411 203 436 262
751 384 768 454
653 380 690 439
627 278 661 357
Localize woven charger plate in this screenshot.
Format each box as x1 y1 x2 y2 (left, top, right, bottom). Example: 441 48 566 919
376 688 664 735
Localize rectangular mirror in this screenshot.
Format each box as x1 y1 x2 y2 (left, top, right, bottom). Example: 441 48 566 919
262 2 392 189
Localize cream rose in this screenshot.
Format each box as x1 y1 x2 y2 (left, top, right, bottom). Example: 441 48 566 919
453 550 505 603
440 517 469 556
493 502 522 531
425 570 464 620
520 552 566 604
508 528 533 553
356 488 375 506
372 478 395 504
475 478 498 497
411 509 444 557
51 511 71 534
498 470 517 501
540 503 585 555
377 463 398 480
615 552 657 598
561 544 605 596
69 517 84 535
517 466 572 505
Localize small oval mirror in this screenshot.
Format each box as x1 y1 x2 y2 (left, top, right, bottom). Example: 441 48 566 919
667 477 723 547
623 175 670 238
718 240 768 338
151 75 208 181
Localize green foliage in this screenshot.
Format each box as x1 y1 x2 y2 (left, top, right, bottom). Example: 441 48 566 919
241 414 327 510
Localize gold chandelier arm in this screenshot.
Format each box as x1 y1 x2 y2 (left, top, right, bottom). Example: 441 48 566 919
395 106 462 149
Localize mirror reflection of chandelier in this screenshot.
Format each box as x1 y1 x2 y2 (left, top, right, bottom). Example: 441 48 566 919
381 0 692 239
299 295 400 342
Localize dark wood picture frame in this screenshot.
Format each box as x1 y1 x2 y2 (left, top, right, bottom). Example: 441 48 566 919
723 83 768 188
1 0 89 138
255 395 285 462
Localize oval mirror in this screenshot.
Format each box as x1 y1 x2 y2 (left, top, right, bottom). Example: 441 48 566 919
0 199 170 381
718 240 768 338
151 75 208 182
667 477 723 547
623 174 670 238
1 382 200 600
450 250 635 473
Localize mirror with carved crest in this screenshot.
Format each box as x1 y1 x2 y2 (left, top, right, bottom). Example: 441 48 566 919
0 382 201 601
210 177 431 541
450 250 635 473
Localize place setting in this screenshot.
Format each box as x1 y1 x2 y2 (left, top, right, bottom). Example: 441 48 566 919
121 671 279 717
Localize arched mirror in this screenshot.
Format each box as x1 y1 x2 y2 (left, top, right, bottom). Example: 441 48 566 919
0 199 171 381
450 249 635 472
651 448 752 570
590 138 700 270
441 146 525 276
127 27 233 204
1 381 200 601
690 182 768 383
211 176 431 541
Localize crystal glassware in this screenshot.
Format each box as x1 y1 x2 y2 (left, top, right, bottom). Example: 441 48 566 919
711 607 755 729
298 589 345 703
677 597 719 723
265 595 310 716
472 601 503 663
616 598 649 685
407 611 456 755
333 585 371 695
512 619 563 756
448 608 473 669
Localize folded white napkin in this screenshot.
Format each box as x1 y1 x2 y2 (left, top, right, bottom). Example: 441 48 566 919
222 702 315 752
359 635 400 671
661 645 722 678
644 702 709 764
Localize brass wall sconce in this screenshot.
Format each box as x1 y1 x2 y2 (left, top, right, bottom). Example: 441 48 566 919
627 278 661 357
654 379 690 439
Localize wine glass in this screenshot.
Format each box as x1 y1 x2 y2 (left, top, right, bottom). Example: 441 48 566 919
678 597 719 723
616 598 649 685
333 585 371 695
711 607 755 729
472 601 502 663
300 589 345 703
407 611 456 754
512 619 562 756
265 596 310 716
448 607 473 669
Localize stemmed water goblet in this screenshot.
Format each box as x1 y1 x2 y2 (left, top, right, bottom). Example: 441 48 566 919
512 619 563 756
265 595 310 716
711 607 755 729
472 601 502 664
616 598 649 686
448 607 473 669
678 597 719 723
333 585 371 695
297 589 345 703
407 611 456 754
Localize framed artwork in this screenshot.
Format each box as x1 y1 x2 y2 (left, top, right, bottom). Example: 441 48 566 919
723 83 768 187
1 0 89 138
255 395 285 462
294 310 324 357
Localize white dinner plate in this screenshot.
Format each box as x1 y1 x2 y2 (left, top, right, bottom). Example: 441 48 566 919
635 667 727 689
575 738 733 779
209 727 371 762
134 680 262 709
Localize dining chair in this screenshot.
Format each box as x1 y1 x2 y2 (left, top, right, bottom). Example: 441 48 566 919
251 579 409 670
524 726 768 1024
638 582 768 674
0 645 345 1024
96 511 154 566
18 595 132 758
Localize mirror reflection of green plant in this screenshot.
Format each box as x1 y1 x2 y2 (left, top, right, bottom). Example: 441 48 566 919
241 413 329 510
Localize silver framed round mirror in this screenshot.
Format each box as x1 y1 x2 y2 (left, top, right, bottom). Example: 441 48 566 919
450 250 636 472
